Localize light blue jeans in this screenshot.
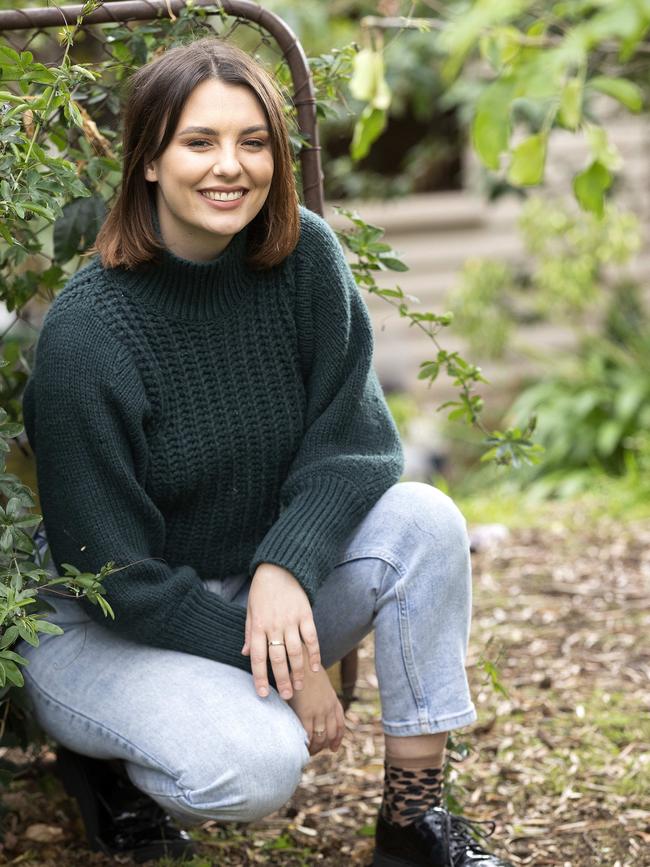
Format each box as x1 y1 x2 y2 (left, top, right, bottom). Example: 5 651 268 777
18 482 476 825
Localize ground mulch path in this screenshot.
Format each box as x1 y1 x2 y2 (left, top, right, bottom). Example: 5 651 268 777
0 516 648 866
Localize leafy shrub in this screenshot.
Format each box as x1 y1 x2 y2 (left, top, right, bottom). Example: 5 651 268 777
510 334 650 494
449 196 648 490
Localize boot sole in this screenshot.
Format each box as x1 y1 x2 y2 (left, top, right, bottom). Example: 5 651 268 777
130 837 198 863
373 851 421 867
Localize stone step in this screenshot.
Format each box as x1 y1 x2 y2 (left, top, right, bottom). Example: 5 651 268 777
326 191 487 235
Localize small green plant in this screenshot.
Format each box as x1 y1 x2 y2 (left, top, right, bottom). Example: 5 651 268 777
0 393 114 750
509 332 650 494
336 206 541 467
448 195 648 490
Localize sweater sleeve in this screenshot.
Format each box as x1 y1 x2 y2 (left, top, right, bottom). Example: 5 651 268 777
248 211 404 602
23 306 254 675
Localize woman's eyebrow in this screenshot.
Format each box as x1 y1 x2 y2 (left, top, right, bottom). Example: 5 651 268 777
176 124 270 136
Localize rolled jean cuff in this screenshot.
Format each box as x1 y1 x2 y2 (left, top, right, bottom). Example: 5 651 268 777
382 703 478 737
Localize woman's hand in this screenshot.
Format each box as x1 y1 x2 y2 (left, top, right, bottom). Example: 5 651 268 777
241 562 321 700
287 647 346 756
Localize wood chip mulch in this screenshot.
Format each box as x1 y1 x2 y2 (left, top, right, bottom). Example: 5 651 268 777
0 516 648 866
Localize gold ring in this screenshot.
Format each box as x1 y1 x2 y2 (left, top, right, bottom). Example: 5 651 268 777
268 639 285 647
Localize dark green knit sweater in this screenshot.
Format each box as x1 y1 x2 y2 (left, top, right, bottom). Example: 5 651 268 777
22 205 404 676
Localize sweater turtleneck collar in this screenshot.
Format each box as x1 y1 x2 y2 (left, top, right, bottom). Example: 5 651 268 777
111 205 252 321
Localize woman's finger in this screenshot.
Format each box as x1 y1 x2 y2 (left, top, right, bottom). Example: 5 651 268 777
330 701 346 752
299 616 321 673
311 718 327 755
249 624 271 698
326 707 338 750
268 638 293 700
284 626 304 689
242 612 251 655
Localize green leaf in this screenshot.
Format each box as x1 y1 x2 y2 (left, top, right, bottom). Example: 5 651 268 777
0 625 19 649
378 256 409 272
471 107 510 171
5 497 21 518
350 105 387 162
70 63 97 81
573 160 612 217
0 44 20 65
0 423 23 438
480 446 499 463
14 515 41 528
507 133 547 186
0 527 12 552
350 48 377 102
110 40 134 65
472 76 516 169
33 619 64 635
95 595 115 620
559 78 583 130
0 223 13 245
589 76 643 112
15 619 38 647
349 48 390 109
22 202 55 222
486 31 519 70
2 659 23 687
53 195 106 262
448 405 469 421
0 649 29 666
418 361 440 382
586 125 623 172
596 419 623 457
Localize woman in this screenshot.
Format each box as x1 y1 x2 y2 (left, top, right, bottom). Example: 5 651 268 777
20 37 512 867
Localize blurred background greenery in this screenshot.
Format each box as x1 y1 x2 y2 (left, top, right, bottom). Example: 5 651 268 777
2 0 650 522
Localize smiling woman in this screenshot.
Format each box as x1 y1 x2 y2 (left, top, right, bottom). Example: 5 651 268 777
19 34 511 867
94 38 299 269
143 80 274 262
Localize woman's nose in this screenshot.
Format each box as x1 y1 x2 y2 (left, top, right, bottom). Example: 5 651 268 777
211 146 241 178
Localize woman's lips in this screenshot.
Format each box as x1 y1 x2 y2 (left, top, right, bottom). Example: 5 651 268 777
198 190 249 210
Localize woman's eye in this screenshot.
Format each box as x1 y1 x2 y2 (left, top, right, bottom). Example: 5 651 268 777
186 138 267 149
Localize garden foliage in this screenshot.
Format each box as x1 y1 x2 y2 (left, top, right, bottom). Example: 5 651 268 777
450 196 650 491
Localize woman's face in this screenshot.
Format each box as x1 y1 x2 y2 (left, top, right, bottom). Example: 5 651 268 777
144 78 274 262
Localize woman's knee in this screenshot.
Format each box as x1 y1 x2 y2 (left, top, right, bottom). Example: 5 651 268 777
382 481 469 548
171 719 309 823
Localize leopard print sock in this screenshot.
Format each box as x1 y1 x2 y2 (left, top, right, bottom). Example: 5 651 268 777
380 761 444 827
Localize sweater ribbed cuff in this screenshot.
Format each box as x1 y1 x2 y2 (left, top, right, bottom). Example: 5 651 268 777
161 583 247 662
160 583 278 690
249 475 368 603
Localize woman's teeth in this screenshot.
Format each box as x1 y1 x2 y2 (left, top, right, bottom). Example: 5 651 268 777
201 190 245 201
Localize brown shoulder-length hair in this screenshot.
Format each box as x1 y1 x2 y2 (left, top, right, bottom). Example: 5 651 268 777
92 37 300 270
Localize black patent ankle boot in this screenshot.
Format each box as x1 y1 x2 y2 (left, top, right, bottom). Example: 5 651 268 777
373 805 513 866
54 745 197 863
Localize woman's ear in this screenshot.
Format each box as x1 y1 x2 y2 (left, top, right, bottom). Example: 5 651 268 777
144 161 158 182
